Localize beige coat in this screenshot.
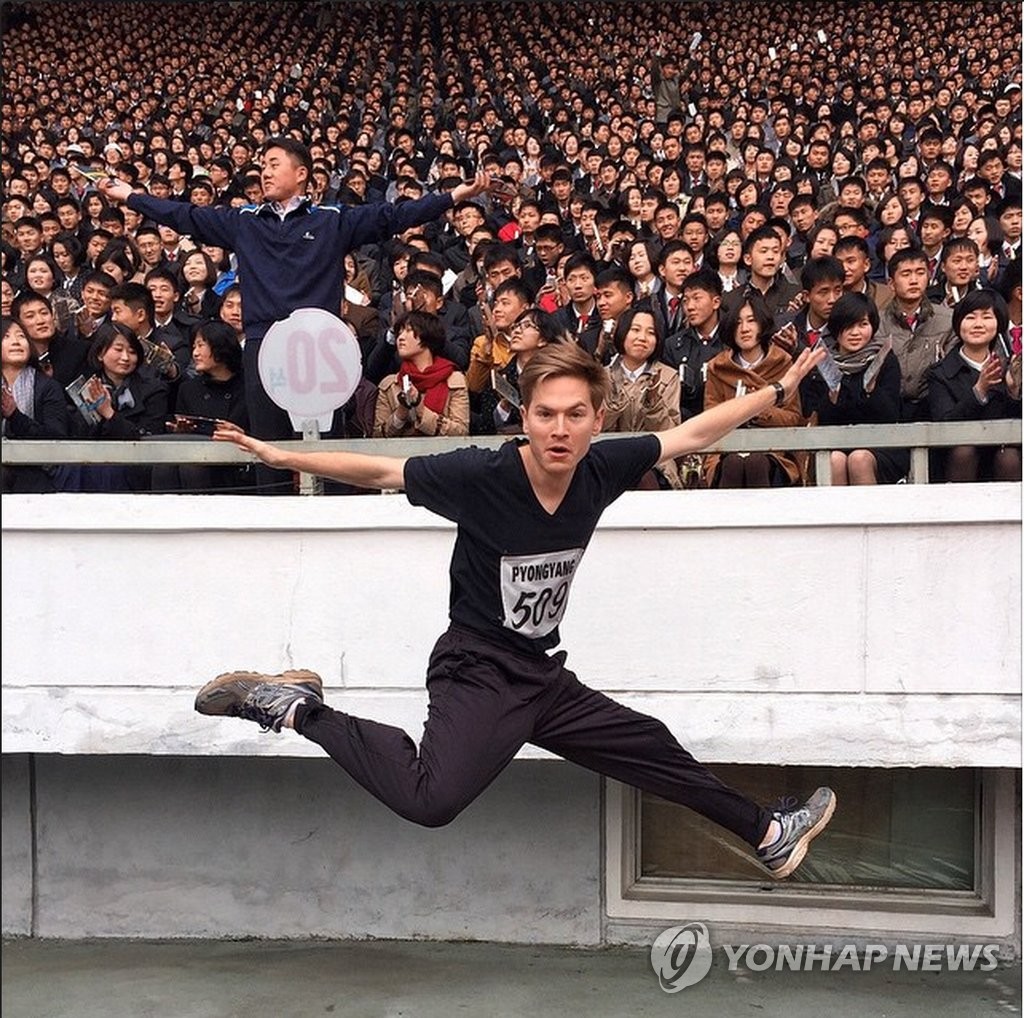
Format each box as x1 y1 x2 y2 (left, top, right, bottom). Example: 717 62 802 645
374 371 470 437
603 360 683 488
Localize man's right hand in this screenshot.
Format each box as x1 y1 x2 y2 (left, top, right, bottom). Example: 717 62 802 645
213 420 285 467
97 178 134 204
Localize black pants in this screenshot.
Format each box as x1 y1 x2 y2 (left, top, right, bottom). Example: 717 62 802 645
296 625 772 844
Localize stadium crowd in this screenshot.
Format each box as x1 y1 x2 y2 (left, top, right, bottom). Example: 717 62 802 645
1 0 1021 493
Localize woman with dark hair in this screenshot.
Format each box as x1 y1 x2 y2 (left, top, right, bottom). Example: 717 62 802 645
77 322 170 440
928 290 1022 482
871 224 919 282
703 298 805 488
374 310 469 437
967 215 1006 285
624 237 661 299
735 178 763 212
949 195 978 239
477 308 566 435
95 243 137 286
873 192 909 233
800 293 907 485
61 321 169 491
51 232 87 302
82 191 109 232
710 228 747 294
602 304 682 488
22 252 63 302
178 248 222 319
153 320 252 493
1 317 70 492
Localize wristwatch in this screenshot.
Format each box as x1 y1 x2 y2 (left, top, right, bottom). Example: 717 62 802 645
771 381 786 406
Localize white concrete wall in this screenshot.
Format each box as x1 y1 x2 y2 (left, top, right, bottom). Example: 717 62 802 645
2 485 1020 942
2 755 601 942
3 485 1020 767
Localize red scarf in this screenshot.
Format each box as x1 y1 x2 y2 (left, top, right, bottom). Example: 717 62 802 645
397 356 455 415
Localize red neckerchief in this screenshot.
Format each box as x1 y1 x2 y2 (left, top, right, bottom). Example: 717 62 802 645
397 356 455 415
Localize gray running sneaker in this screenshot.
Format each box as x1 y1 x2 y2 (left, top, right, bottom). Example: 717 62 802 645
194 670 323 732
757 787 836 879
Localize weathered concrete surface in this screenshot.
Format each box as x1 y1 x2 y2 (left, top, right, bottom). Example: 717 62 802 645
2 938 1020 1018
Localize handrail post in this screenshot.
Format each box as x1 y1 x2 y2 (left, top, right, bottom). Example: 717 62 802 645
909 447 930 485
814 450 832 486
298 421 323 496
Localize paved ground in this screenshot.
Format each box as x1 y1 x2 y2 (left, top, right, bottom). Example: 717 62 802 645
2 938 1020 1018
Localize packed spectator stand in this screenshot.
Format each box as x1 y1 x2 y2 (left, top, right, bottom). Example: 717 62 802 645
1 0 1021 493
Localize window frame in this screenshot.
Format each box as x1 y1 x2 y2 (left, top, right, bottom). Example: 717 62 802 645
604 768 1018 941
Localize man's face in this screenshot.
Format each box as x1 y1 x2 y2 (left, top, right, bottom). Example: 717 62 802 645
942 248 979 287
740 212 767 239
535 236 564 269
491 290 527 329
57 204 81 230
15 225 42 255
137 233 164 266
521 374 603 479
704 203 728 231
979 156 1005 185
260 146 307 203
681 221 708 256
898 183 924 213
485 259 519 290
745 238 782 277
926 166 952 196
145 277 178 317
806 278 844 321
891 259 929 302
110 298 146 333
999 207 1022 244
594 282 633 322
838 185 865 209
565 266 595 303
769 190 793 217
658 249 695 289
455 207 484 237
866 167 889 193
551 178 572 202
682 287 721 330
407 283 442 315
838 248 871 290
518 206 541 234
654 208 681 241
918 217 949 250
81 279 112 317
834 214 867 239
16 300 56 342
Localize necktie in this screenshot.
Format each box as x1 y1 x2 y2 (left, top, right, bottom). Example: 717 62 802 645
668 296 680 325
928 257 937 279
905 314 917 331
807 328 820 347
1011 325 1022 355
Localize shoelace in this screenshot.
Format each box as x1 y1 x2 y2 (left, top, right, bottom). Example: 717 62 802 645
239 685 307 732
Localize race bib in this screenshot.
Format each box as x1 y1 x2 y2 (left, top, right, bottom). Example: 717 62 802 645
500 548 585 639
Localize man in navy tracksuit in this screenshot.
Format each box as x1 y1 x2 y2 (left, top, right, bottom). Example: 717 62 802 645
101 139 489 490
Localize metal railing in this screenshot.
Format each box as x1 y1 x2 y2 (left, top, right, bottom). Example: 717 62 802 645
2 420 1020 492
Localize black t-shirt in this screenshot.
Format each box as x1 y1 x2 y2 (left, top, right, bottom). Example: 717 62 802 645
404 434 662 654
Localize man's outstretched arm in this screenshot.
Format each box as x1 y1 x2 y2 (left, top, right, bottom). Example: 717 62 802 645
99 178 240 251
214 421 407 490
656 347 825 461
